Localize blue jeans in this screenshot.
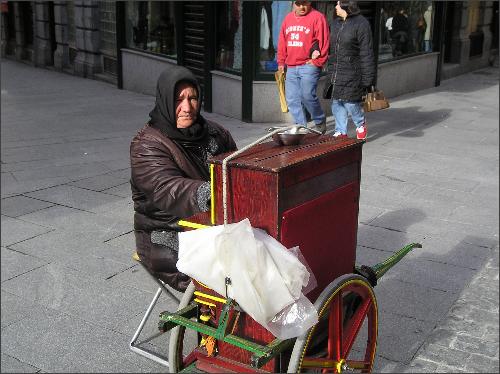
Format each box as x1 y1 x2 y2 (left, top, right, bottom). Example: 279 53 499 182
331 100 365 135
285 64 325 126
424 40 432 52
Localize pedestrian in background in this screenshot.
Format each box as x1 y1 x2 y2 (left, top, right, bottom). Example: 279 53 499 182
277 0 330 134
130 66 237 292
328 0 375 140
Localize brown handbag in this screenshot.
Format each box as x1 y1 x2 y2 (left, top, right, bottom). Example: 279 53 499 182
363 86 390 112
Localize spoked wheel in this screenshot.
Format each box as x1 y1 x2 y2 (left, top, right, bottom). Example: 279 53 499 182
168 282 196 373
287 274 378 373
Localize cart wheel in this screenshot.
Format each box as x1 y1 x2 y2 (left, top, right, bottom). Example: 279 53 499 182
287 274 378 373
168 282 196 373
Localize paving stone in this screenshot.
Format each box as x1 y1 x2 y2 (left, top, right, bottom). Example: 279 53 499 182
398 358 439 373
0 215 52 247
7 229 133 265
0 308 167 373
417 343 471 368
25 185 124 213
0 353 41 373
1 263 156 331
1 246 49 283
18 205 131 242
376 312 431 363
0 196 54 218
100 181 131 198
1 290 37 329
357 223 425 253
68 173 129 192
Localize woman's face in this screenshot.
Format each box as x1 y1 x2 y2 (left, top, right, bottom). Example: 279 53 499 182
175 82 199 128
335 2 347 18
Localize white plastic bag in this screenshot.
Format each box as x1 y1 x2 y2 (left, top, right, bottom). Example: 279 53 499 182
177 218 318 339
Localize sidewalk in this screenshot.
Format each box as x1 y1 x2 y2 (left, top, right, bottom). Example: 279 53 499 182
1 59 498 373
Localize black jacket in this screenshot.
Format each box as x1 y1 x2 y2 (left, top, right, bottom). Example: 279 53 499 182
327 14 376 101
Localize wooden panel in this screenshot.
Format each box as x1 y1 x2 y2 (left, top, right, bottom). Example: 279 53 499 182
210 135 363 173
212 165 279 237
280 182 360 302
280 162 359 212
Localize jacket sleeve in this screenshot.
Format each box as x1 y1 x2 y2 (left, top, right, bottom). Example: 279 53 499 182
130 136 205 218
312 12 330 68
276 17 287 66
358 18 376 88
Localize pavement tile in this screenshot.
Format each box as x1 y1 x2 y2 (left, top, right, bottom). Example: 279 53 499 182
375 311 430 363
68 174 129 192
0 215 52 247
0 353 41 373
25 185 124 213
1 246 49 283
1 290 38 329
356 223 425 253
8 230 134 267
18 205 131 242
0 308 167 373
375 279 457 323
1 195 54 218
1 262 157 331
100 182 131 198
0 176 72 198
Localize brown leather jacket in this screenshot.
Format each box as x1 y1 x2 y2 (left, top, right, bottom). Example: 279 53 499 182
130 121 236 232
130 120 236 291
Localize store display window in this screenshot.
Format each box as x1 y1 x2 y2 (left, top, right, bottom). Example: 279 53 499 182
125 1 176 58
214 1 243 73
378 1 435 62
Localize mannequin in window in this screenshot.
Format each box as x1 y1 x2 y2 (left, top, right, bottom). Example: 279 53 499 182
423 4 433 52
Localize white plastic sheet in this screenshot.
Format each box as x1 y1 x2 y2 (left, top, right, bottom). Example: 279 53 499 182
177 218 318 339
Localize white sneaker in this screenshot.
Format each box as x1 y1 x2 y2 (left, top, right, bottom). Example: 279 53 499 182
333 131 347 138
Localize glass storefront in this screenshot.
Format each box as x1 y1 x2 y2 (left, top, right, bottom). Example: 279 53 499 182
215 1 243 73
125 1 176 58
378 1 435 62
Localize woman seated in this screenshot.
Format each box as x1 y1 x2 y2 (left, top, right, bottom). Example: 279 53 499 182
130 66 237 292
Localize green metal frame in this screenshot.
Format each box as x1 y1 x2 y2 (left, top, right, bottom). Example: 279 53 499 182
158 297 294 368
159 242 421 370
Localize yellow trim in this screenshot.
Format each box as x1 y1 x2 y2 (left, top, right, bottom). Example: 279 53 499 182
132 251 140 262
194 298 216 308
196 280 211 289
194 291 227 304
210 163 215 225
199 314 211 322
178 220 209 230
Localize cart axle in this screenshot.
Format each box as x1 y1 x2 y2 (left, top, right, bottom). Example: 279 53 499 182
355 242 422 287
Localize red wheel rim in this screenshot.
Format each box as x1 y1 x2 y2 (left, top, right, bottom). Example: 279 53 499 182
299 279 378 373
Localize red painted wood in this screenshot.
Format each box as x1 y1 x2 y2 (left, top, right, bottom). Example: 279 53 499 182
280 183 360 302
182 135 364 368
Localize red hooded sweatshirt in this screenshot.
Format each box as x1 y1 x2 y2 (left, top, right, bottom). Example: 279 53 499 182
277 8 330 68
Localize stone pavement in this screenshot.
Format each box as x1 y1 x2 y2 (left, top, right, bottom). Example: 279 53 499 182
1 59 498 373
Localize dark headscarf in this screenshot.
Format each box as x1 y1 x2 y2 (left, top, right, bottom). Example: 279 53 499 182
148 66 208 144
148 66 214 179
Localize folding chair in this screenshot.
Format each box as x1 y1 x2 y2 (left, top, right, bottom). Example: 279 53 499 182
129 251 183 367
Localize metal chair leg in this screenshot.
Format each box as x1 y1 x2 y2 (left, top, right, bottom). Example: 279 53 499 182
128 253 182 368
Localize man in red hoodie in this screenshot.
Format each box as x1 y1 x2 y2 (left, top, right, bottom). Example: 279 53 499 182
277 1 330 134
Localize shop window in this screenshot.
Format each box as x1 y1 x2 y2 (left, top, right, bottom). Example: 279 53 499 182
214 1 242 73
125 1 176 58
378 1 434 62
255 1 292 75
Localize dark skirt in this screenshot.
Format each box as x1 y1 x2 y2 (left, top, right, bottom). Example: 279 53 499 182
134 230 190 292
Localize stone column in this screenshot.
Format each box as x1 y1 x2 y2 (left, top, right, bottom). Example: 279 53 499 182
53 1 69 69
74 0 101 77
34 1 52 66
13 2 25 60
479 1 494 60
449 2 471 65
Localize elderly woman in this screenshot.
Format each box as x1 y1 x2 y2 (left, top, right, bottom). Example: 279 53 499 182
130 66 237 292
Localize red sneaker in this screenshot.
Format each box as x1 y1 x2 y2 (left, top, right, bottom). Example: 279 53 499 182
356 124 367 140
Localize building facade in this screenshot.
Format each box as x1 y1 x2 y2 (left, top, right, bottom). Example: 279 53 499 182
2 1 498 123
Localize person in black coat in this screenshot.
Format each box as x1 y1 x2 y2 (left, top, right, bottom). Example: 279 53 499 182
328 0 375 140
